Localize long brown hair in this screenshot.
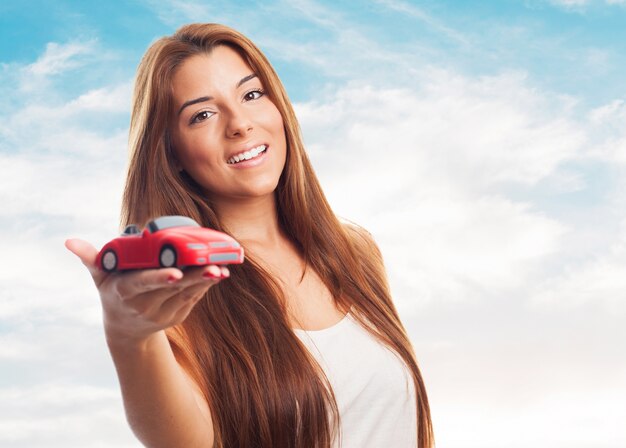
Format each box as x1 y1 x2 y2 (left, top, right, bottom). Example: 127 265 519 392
121 23 433 448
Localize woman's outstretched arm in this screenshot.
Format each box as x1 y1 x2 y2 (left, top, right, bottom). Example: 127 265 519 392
107 330 214 448
66 238 222 448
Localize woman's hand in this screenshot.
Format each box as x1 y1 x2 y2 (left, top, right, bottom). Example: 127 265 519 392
65 238 229 345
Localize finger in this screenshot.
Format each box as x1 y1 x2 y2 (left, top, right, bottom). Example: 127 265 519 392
158 281 214 320
205 264 222 278
203 264 230 279
127 278 215 323
65 238 107 285
115 264 222 313
126 264 216 301
115 267 184 298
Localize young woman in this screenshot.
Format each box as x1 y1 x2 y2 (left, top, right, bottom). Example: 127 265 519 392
66 23 433 448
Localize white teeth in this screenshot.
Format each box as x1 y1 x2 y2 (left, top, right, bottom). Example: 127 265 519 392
227 145 267 164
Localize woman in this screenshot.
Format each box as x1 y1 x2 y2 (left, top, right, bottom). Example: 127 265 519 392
66 23 433 448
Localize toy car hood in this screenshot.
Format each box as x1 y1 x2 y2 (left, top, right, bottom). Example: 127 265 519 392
162 226 239 244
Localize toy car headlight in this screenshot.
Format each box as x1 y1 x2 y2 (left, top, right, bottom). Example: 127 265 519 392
187 243 208 250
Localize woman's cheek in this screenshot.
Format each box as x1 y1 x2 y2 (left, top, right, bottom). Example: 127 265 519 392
183 136 216 165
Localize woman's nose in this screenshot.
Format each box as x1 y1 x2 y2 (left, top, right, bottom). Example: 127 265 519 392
225 106 253 138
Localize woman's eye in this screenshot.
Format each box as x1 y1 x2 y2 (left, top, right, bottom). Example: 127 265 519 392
244 89 265 101
191 110 214 124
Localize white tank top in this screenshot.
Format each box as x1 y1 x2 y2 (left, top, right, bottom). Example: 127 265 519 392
293 310 418 448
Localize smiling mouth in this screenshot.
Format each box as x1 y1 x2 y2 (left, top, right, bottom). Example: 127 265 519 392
227 145 268 164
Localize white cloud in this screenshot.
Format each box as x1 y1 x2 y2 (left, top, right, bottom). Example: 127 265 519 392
551 0 590 6
530 217 626 312
587 99 626 164
385 196 566 305
0 336 40 360
300 71 586 190
430 386 626 447
26 42 94 77
0 384 139 447
143 0 231 28
549 0 626 9
1 79 131 154
15 41 98 94
297 72 588 308
374 0 470 46
0 44 129 320
67 82 133 113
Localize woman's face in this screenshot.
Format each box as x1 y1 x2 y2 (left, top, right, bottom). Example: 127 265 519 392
169 45 287 203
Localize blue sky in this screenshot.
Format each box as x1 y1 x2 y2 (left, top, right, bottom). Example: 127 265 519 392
3 0 626 103
1 1 625 447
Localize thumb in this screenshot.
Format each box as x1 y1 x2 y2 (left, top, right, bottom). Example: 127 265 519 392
65 238 107 285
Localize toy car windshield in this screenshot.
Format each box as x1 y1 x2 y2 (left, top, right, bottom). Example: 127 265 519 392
147 216 200 233
122 224 140 235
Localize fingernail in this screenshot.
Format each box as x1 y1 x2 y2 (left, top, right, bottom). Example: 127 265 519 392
167 275 180 284
202 272 220 280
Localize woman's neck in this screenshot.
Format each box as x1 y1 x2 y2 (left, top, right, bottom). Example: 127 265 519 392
210 193 285 248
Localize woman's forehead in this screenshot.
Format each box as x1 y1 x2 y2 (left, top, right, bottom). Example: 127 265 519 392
171 47 255 97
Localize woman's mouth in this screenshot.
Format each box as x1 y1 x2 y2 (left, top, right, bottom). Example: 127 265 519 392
227 144 268 165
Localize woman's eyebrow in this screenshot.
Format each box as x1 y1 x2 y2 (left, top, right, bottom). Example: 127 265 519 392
177 73 259 116
178 95 214 116
237 73 258 88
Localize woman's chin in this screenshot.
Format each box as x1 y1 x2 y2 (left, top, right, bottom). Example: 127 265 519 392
204 183 281 203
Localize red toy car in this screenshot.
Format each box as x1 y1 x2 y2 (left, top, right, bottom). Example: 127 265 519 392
97 215 244 272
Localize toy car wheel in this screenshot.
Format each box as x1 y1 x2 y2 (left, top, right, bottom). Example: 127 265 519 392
101 249 118 272
159 245 177 267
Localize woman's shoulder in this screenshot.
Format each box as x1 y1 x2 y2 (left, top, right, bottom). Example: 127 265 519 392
339 218 383 258
338 218 391 298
